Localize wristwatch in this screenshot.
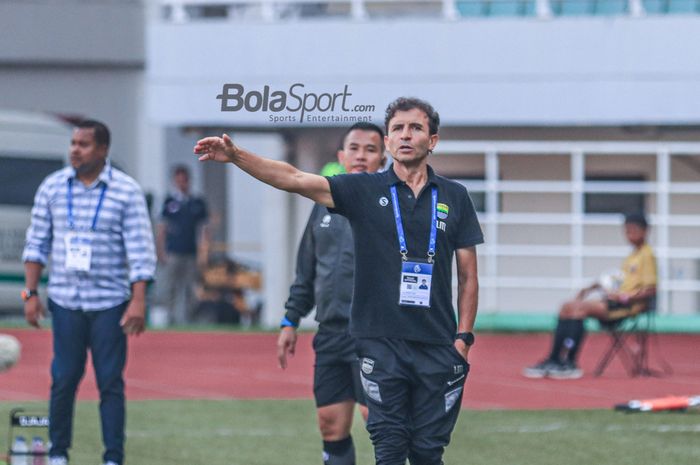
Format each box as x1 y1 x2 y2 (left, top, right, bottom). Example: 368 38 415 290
455 332 475 346
21 289 39 302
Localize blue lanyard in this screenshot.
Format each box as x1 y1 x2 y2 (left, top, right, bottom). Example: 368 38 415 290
389 185 438 262
67 178 107 231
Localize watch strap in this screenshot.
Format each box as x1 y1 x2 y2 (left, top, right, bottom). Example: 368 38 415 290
455 331 475 346
21 289 39 302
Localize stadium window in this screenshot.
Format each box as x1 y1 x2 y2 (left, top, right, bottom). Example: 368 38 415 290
584 175 646 215
0 156 64 207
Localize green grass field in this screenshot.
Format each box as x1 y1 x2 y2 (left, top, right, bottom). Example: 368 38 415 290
2 400 699 465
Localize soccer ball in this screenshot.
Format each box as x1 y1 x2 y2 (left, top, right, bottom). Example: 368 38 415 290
0 334 21 373
599 270 623 293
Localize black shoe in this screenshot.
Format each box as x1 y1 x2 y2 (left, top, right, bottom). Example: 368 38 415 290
548 361 583 380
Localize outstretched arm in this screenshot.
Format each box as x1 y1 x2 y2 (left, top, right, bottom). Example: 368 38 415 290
194 134 334 208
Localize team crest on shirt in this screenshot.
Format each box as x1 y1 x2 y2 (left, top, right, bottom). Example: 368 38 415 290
437 203 449 220
361 358 375 374
379 196 389 207
320 214 331 228
166 199 181 214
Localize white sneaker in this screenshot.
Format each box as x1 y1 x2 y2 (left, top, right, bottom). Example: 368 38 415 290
49 458 68 465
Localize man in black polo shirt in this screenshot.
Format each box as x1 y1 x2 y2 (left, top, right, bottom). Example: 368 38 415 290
194 97 483 465
277 122 386 465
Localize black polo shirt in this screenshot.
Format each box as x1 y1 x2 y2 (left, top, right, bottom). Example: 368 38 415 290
327 165 483 345
160 194 208 255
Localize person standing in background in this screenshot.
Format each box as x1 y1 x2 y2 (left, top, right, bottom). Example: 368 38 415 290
23 119 156 465
156 165 209 325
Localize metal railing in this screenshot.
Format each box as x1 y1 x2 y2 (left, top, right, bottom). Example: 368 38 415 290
155 0 661 23
435 140 700 315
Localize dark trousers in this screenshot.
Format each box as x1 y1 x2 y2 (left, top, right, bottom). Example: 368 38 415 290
48 299 128 465
356 338 469 465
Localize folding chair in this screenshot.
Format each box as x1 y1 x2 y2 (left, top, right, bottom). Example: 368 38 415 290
633 303 673 377
593 297 672 377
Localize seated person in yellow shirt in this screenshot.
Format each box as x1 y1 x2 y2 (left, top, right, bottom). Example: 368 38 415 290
523 213 657 380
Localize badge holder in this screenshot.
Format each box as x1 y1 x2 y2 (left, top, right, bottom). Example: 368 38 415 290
399 257 434 308
391 185 438 309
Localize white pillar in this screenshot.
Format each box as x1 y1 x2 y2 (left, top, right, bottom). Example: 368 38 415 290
226 133 291 328
571 150 584 291
442 0 458 20
485 150 499 312
656 149 670 315
135 78 167 203
629 0 645 18
536 0 552 19
351 0 368 20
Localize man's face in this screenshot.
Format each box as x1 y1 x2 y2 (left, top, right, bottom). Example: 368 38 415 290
70 128 107 175
174 171 190 193
337 129 385 173
384 108 438 164
624 223 647 246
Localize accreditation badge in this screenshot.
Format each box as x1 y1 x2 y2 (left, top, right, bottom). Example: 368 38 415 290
399 259 433 308
64 232 93 271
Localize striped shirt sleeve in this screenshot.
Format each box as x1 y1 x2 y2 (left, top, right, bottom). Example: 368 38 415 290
22 177 54 265
123 184 157 283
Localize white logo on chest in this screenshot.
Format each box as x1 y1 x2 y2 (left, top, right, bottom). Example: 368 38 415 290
320 214 331 228
379 197 389 207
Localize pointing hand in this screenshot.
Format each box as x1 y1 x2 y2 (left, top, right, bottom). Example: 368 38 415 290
194 134 239 164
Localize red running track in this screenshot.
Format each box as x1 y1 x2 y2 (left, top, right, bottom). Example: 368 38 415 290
1 329 699 409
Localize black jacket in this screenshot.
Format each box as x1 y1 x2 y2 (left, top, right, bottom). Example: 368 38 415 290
284 204 354 332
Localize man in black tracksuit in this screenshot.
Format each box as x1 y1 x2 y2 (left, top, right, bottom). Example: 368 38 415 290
195 97 482 465
277 122 386 465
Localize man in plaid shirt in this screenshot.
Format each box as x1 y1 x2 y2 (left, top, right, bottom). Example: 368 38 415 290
22 119 156 465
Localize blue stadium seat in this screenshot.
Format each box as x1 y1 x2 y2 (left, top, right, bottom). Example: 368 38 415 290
666 0 699 13
487 0 525 16
522 0 538 14
456 0 485 17
642 0 668 13
552 0 595 16
593 0 627 14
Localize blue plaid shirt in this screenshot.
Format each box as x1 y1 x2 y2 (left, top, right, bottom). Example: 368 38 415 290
22 162 156 311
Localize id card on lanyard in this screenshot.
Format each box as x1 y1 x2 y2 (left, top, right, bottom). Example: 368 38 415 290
64 178 107 272
390 185 438 309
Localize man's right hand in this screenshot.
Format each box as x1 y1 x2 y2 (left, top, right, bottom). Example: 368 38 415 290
24 298 45 329
194 134 239 164
277 326 298 369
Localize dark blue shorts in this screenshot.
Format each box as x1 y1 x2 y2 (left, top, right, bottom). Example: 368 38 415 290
312 329 366 407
